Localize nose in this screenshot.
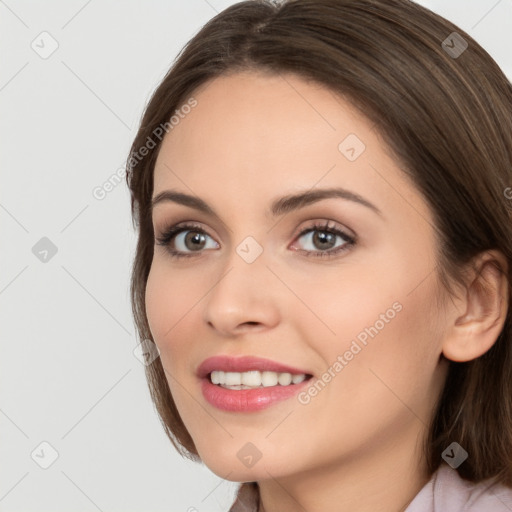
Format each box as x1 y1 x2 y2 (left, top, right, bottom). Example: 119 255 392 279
202 257 281 338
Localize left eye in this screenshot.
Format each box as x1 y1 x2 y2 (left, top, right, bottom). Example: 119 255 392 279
292 224 354 255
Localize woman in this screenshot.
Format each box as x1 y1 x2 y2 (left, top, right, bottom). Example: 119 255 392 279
125 1 512 510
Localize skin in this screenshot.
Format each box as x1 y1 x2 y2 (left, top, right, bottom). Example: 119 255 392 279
145 70 509 512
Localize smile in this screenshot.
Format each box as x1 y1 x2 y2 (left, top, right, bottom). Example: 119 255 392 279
197 355 313 412
210 370 307 388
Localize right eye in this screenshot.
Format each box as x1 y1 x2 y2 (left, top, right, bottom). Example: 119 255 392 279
155 223 220 259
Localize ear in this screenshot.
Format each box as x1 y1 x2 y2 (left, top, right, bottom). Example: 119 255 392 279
442 250 509 363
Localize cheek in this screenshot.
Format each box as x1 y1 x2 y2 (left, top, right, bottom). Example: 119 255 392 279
321 274 441 417
144 262 197 354
290 261 402 354
287 277 442 462
294 250 441 391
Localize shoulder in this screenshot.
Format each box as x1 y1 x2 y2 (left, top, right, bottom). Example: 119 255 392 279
406 462 512 512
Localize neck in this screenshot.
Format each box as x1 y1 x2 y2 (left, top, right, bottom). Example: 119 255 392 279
257 419 432 512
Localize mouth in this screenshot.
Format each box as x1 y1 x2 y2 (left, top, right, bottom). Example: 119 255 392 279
197 355 313 412
208 370 312 390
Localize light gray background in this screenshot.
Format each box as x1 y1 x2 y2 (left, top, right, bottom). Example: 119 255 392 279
1 1 511 511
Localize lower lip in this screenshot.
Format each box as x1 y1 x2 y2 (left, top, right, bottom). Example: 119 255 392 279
201 377 311 412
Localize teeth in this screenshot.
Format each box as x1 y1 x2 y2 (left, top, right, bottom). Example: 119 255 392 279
261 371 278 386
278 372 293 385
210 370 308 388
225 372 242 386
292 374 306 384
211 371 223 385
242 370 261 387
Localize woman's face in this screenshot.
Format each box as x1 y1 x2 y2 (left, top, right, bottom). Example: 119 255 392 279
146 70 450 482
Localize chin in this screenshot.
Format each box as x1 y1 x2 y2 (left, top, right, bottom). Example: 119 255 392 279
200 455 265 481
195 442 293 482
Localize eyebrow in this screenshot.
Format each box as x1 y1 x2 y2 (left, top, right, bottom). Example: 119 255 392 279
150 187 382 219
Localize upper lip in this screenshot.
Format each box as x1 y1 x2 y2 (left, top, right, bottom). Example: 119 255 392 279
197 355 312 379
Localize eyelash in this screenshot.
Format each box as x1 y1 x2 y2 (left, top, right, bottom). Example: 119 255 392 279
155 221 356 260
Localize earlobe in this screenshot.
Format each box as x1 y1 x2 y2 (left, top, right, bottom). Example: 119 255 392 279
442 251 509 363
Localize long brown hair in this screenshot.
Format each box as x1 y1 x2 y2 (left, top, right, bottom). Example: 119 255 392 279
125 0 512 500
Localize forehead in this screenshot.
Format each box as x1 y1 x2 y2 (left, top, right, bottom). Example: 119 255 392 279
155 71 370 173
152 71 431 225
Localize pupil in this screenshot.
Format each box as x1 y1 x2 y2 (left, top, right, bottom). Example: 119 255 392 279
186 232 205 251
314 231 335 250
